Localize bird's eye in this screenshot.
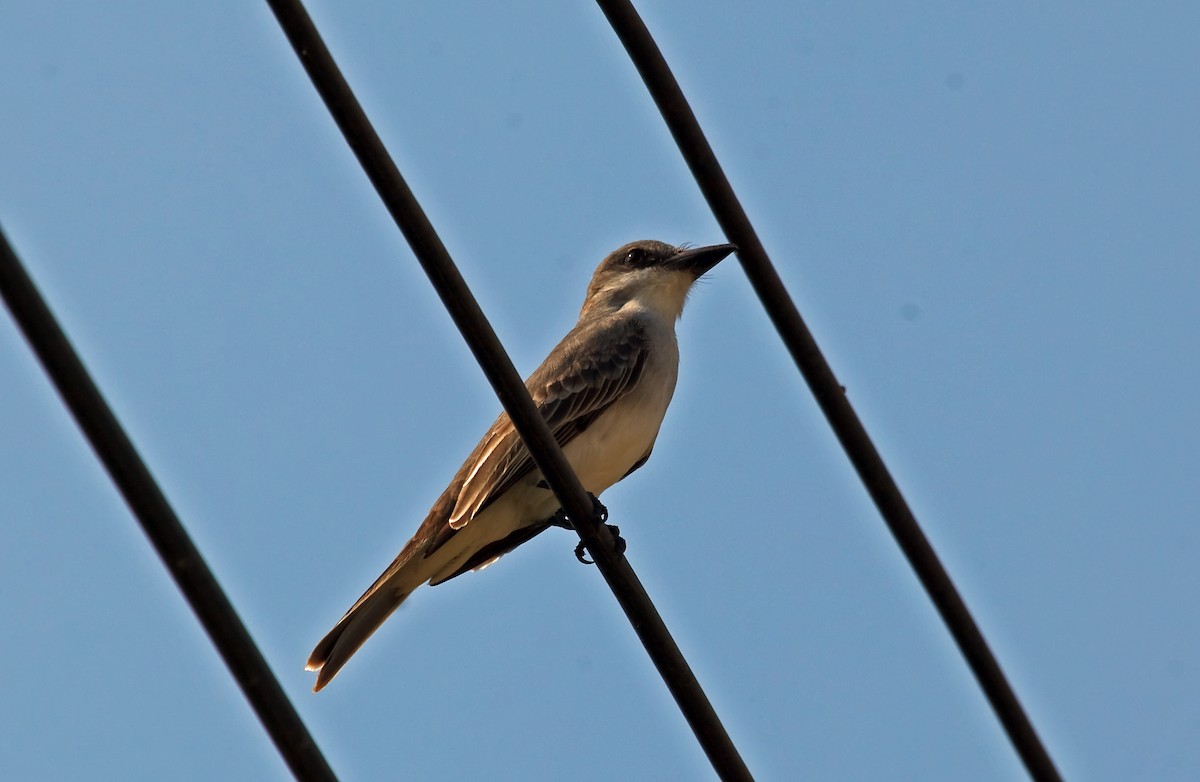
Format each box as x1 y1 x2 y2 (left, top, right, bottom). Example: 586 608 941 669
625 248 646 265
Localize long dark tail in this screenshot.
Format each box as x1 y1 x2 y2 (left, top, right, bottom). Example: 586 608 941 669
306 583 414 692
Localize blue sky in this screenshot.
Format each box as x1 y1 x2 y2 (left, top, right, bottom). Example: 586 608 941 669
2 2 1198 779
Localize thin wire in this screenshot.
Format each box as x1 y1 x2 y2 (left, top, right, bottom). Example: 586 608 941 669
592 2 1063 780
262 1 753 779
0 226 338 782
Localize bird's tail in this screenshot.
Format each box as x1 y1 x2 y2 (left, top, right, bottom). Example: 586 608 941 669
306 577 416 692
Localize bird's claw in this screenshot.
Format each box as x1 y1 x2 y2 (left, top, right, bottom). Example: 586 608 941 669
591 495 610 524
546 493 621 564
574 524 625 565
549 493 608 530
548 507 572 531
574 540 591 564
608 524 626 555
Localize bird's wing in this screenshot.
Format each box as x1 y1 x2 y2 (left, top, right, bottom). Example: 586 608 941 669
306 317 649 689
436 315 650 539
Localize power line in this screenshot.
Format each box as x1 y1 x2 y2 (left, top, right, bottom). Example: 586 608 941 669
0 226 338 782
592 2 1064 780
262 1 753 780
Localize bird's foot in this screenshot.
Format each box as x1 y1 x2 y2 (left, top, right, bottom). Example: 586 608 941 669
548 492 608 530
548 507 572 530
544 494 623 564
587 493 609 525
574 524 626 565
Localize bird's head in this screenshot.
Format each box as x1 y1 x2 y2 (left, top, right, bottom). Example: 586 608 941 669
581 240 737 321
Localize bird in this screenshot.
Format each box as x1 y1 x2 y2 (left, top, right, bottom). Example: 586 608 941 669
306 239 736 691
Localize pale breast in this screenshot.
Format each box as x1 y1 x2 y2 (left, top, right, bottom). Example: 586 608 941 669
561 309 680 494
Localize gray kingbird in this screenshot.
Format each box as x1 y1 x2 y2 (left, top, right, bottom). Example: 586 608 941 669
307 239 736 690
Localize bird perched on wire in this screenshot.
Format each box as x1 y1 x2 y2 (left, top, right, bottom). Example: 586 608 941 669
306 239 736 691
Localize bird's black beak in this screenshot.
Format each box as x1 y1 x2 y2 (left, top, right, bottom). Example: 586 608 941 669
667 243 737 276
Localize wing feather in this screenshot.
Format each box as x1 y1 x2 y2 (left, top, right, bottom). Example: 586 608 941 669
444 315 649 531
